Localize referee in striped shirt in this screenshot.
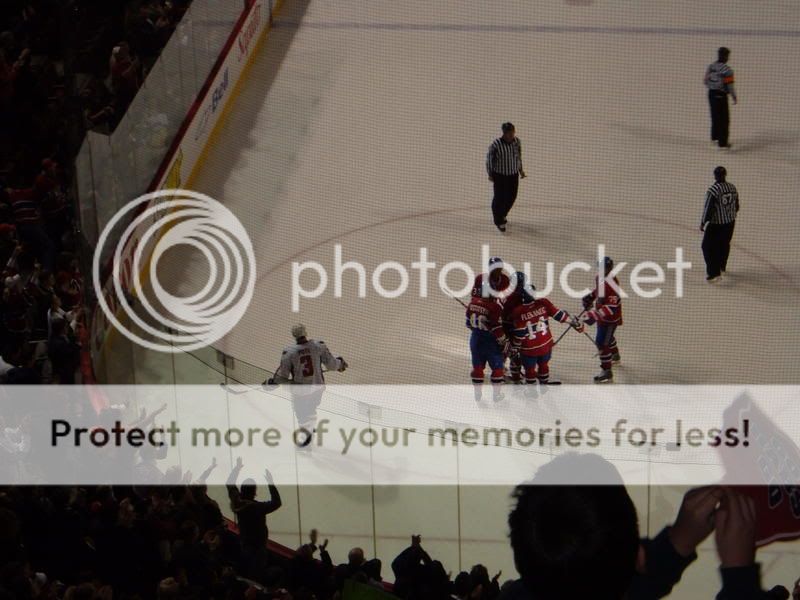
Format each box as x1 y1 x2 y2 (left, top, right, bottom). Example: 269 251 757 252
700 166 739 282
486 122 526 232
704 47 737 149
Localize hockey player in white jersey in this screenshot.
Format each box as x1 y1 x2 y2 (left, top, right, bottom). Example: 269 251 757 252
265 324 348 385
263 324 347 451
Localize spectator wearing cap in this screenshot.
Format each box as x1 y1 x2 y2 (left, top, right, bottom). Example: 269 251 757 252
486 122 526 232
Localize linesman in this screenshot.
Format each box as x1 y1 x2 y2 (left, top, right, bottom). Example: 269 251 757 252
700 166 739 282
704 47 737 149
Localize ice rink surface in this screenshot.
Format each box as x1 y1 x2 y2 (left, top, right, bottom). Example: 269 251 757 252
157 0 800 595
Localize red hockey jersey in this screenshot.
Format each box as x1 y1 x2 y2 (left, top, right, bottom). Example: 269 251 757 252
466 296 506 342
586 275 623 325
508 298 571 356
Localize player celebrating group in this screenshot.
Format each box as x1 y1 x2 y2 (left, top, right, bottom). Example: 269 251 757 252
507 277 583 385
465 258 581 386
582 257 623 383
465 256 622 385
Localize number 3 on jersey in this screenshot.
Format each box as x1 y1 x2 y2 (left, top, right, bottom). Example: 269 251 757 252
299 354 314 377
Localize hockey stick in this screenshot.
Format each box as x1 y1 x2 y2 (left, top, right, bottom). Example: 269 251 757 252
579 326 599 348
445 291 469 309
552 307 588 347
259 364 344 388
220 382 257 395
553 308 601 352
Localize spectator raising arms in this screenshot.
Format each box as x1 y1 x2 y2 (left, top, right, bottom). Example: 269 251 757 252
226 458 283 578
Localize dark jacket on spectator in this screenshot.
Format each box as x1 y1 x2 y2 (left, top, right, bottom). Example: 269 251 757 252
226 483 282 550
48 332 80 384
498 528 769 600
290 544 333 596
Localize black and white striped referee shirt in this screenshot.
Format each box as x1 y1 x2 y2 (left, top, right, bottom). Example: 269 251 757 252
701 181 739 225
486 137 523 177
705 61 736 96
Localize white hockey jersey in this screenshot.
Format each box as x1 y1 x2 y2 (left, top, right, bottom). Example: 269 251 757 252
274 339 343 384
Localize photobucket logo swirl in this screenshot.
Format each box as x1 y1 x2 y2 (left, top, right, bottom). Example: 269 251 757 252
92 189 256 352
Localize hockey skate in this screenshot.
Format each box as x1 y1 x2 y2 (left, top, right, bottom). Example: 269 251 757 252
593 370 613 383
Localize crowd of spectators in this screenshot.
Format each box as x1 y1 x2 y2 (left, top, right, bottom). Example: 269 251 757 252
0 480 506 600
1 453 798 599
0 0 190 385
81 0 191 131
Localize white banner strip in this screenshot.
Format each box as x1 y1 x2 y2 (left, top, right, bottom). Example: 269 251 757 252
0 385 798 487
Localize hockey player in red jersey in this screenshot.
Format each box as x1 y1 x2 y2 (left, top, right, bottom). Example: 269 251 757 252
466 284 509 384
507 281 583 385
472 255 511 300
582 256 623 383
502 271 531 383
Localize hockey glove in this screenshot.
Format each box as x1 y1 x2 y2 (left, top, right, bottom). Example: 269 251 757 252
570 317 585 333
